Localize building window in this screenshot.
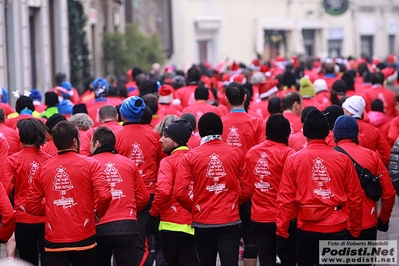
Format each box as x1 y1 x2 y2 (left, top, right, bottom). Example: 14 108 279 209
389 35 395 55
360 35 373 58
328 40 342 58
198 40 208 63
302 29 315 57
263 30 286 60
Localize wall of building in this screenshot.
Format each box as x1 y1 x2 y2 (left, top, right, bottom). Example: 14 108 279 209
168 0 399 70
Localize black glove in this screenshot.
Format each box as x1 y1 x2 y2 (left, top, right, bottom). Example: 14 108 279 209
377 217 389 232
145 215 160 235
276 236 290 262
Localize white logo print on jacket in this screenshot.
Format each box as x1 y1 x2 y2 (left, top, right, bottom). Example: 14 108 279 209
205 153 228 194
311 157 334 199
254 152 272 193
104 161 125 200
52 165 77 209
226 126 242 147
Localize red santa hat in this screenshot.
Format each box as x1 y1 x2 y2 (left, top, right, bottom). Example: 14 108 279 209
250 58 261 71
260 65 270 73
221 73 232 86
229 74 247 84
229 61 241 73
387 54 397 64
275 56 286 68
381 67 398 83
158 84 174 104
259 81 278 99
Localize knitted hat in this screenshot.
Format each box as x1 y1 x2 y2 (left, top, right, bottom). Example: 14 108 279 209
120 96 146 122
72 103 88 115
92 77 109 98
45 113 67 134
301 106 318 123
266 114 290 144
323 105 344 130
181 113 196 131
299 77 315 98
198 112 223 137
259 81 278 99
313 79 328 93
172 75 186 89
342 95 366 118
30 89 42 102
16 96 35 113
194 86 209 100
56 81 74 99
0 87 8 103
158 84 174 104
371 98 384 112
163 119 193 146
333 115 359 139
44 91 59 107
303 109 329 139
332 80 348 94
268 96 283 115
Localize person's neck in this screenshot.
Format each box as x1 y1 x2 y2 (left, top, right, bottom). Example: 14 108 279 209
230 105 245 111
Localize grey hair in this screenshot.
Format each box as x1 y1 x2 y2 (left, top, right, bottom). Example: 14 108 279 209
69 113 94 131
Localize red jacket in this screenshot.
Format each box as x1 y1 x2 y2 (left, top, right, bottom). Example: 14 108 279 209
0 123 21 155
182 101 223 122
248 100 269 120
282 112 302 134
4 147 52 223
245 140 295 223
336 140 395 229
92 152 149 224
0 182 15 243
80 121 123 156
0 103 15 116
174 139 253 225
222 111 266 154
24 151 111 244
42 139 58 157
5 114 46 129
362 85 396 118
357 119 391 166
388 116 399 145
150 147 192 225
315 91 331 111
87 100 113 127
116 123 164 194
276 140 363 238
174 85 215 108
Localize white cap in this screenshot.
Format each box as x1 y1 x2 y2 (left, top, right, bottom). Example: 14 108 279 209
313 79 328 93
342 95 366 118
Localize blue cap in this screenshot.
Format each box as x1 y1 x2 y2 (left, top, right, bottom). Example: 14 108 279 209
30 89 42 102
92 77 109 98
333 115 359 139
120 96 146 122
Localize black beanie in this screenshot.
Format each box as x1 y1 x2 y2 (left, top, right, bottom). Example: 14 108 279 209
72 103 88 115
323 105 344 130
16 96 35 114
282 71 296 87
303 109 329 139
301 106 318 123
45 114 67 134
163 119 193 146
268 96 283 115
198 112 223 138
332 80 347 94
194 86 209 100
181 113 197 131
371 98 384 112
44 91 59 107
266 114 290 145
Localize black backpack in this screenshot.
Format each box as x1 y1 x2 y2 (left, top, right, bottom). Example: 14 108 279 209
334 146 382 201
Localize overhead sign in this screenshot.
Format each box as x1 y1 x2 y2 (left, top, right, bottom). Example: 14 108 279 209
323 0 349 16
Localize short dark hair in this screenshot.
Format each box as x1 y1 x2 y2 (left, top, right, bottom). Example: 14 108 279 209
187 67 200 83
52 121 79 150
17 118 46 148
281 91 302 110
92 127 116 147
0 108 5 123
142 93 159 115
140 106 153 124
371 72 385 85
99 105 118 120
226 82 245 106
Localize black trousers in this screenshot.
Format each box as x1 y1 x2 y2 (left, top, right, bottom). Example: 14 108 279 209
15 222 46 266
194 225 241 266
296 229 349 266
239 200 257 259
46 248 95 266
95 235 138 266
160 230 199 266
252 220 297 266
137 194 155 266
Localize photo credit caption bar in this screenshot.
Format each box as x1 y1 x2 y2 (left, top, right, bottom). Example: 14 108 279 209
319 240 397 264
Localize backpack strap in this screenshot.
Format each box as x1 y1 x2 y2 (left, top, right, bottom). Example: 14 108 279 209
333 145 365 170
